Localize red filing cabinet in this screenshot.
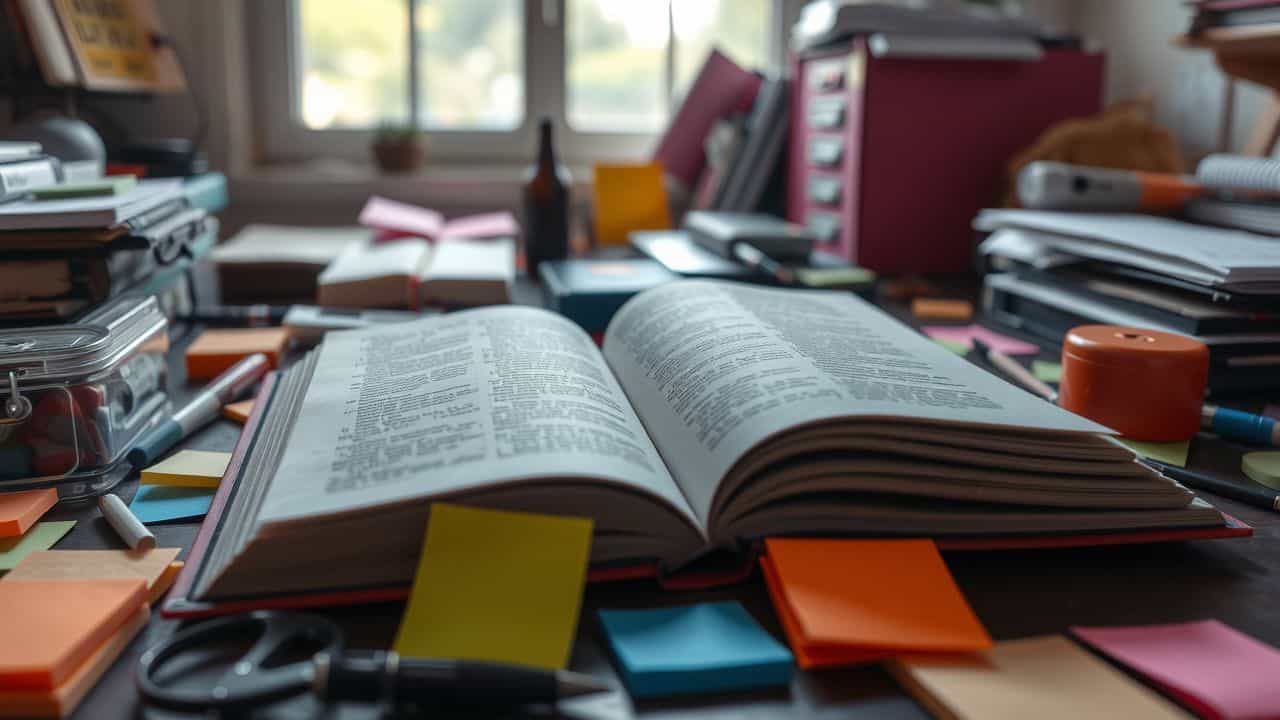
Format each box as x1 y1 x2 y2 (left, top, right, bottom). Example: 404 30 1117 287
788 39 1104 274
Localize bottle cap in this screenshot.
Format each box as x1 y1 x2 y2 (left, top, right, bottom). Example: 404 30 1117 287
1059 325 1208 442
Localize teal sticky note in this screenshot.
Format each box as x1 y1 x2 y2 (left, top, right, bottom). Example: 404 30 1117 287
598 602 793 698
129 485 216 523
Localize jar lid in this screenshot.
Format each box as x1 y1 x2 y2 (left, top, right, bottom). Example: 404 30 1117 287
1064 325 1208 368
0 296 166 381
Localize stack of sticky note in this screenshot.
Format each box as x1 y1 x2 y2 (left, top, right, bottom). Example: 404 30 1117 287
0 489 74 575
0 547 182 717
761 538 991 668
130 450 231 524
892 635 1193 720
1074 620 1280 720
0 579 147 717
185 327 288 380
393 504 593 670
597 602 793 699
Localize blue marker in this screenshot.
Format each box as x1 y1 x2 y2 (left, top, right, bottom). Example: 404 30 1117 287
128 353 269 468
1202 405 1280 447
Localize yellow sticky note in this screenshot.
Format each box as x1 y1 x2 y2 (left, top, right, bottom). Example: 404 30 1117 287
141 450 231 488
1117 438 1191 468
592 163 671 246
393 503 593 669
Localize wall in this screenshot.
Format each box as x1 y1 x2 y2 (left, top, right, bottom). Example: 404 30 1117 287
1065 0 1271 161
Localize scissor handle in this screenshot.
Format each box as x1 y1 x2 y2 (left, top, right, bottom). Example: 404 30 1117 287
137 611 343 712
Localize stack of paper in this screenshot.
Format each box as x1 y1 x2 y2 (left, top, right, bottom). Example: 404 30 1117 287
761 538 991 668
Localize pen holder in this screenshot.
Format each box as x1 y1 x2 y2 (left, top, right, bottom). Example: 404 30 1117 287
1058 325 1208 442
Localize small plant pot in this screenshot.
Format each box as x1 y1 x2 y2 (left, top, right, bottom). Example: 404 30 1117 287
372 138 426 173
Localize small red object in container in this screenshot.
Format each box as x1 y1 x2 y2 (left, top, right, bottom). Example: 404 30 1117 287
1059 325 1209 442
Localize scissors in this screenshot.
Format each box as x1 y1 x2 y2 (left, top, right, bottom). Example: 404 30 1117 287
137 611 608 713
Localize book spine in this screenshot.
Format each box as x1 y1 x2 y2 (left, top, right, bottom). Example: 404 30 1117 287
0 157 58 196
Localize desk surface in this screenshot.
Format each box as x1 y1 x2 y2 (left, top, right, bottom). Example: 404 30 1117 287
44 278 1280 720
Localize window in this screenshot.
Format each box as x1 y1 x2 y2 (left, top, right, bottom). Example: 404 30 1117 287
252 0 780 164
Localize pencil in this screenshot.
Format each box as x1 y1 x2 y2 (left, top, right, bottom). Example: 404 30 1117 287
1142 459 1280 512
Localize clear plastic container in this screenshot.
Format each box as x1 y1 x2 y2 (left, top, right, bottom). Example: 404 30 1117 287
0 296 170 499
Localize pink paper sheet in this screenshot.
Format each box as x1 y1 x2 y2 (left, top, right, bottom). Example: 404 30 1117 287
441 211 519 240
1073 620 1280 720
921 325 1041 356
358 196 443 239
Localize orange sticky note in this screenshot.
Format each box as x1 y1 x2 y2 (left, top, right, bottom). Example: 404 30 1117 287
0 605 148 718
222 398 255 424
0 579 147 691
911 298 974 322
761 538 991 669
184 329 287 381
592 163 671 246
0 489 58 538
7 548 183 605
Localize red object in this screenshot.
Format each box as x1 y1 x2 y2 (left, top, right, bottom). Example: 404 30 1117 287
787 40 1105 273
1059 325 1210 442
653 49 761 189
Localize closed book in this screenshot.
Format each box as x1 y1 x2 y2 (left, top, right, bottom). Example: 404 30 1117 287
0 156 58 200
538 259 679 332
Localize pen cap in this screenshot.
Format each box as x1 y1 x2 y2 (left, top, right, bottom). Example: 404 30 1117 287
1059 325 1208 442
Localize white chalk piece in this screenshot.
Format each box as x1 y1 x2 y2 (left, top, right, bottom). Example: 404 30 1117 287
98 493 156 551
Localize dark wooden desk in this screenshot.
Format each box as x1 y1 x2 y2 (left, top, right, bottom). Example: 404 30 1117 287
45 279 1280 719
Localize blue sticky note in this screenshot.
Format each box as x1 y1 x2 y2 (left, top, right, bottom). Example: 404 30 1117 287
598 601 793 698
129 485 216 523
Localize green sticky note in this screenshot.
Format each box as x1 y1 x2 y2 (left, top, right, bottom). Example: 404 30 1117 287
1242 452 1280 490
393 504 593 669
1031 360 1062 384
794 267 877 289
933 338 969 355
30 176 137 200
0 520 75 571
1116 439 1190 468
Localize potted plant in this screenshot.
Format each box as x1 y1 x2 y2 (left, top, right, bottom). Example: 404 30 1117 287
371 123 426 173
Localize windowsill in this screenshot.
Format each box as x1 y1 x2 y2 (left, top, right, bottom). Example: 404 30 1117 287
227 160 595 212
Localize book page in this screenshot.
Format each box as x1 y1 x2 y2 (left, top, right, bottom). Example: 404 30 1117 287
257 306 698 533
602 280 1109 525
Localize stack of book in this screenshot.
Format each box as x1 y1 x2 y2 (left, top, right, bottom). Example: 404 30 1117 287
0 171 221 324
975 208 1280 395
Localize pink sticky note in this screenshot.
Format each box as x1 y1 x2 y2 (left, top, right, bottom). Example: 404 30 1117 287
441 211 520 240
359 196 444 239
921 325 1041 356
1073 620 1280 720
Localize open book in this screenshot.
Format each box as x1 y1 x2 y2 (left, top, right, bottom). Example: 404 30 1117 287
191 280 1229 603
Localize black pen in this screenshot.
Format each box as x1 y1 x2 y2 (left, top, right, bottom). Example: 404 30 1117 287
314 651 609 707
1142 458 1280 512
178 304 290 327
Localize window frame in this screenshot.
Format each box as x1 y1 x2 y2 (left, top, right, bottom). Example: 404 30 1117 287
249 0 785 166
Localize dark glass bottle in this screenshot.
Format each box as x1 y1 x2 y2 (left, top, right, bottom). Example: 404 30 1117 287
523 117 570 277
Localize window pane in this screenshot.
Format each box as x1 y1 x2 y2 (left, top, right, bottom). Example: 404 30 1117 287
672 0 769 102
417 0 524 130
296 0 409 129
567 0 668 133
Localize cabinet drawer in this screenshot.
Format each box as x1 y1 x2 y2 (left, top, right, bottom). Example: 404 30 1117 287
808 97 845 129
807 211 841 244
807 175 842 205
807 136 844 167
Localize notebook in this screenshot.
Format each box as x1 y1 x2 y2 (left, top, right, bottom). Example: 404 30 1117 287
0 179 183 230
167 280 1234 611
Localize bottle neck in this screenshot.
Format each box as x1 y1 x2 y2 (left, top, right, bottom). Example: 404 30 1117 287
537 122 556 169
